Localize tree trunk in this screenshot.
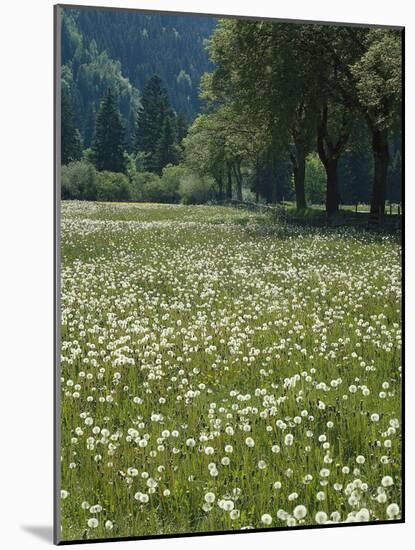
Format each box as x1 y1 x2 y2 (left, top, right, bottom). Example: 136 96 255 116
271 156 278 204
271 174 277 204
325 158 340 217
217 176 223 201
293 142 307 210
233 162 243 201
317 103 350 219
236 182 242 202
226 164 232 200
370 127 389 222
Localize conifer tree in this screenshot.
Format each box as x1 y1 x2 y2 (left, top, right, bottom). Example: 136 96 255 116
135 75 171 171
153 114 179 174
92 88 126 173
61 87 82 165
176 113 188 143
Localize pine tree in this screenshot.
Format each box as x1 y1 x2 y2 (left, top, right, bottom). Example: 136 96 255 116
61 87 82 165
92 88 126 173
153 114 179 174
176 112 188 143
135 75 171 171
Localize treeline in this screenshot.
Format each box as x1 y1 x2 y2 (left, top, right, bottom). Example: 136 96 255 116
185 21 402 219
62 75 183 174
61 162 214 204
61 18 402 217
62 75 214 203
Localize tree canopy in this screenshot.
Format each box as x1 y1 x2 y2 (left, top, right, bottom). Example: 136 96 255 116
91 88 126 173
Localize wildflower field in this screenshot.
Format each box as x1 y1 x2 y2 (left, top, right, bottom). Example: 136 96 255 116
59 201 402 541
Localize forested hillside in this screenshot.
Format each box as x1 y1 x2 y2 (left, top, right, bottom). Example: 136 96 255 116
61 8 216 147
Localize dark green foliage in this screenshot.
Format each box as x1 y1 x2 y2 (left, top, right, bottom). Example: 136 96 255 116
96 171 130 201
61 160 97 200
135 76 170 167
176 113 188 143
61 10 141 149
338 151 373 205
59 7 402 212
250 155 293 203
388 149 402 203
92 89 126 173
204 20 402 211
135 76 181 174
62 7 216 120
61 87 82 165
153 115 180 174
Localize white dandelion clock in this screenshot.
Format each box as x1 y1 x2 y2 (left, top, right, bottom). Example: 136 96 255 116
293 505 307 520
386 503 400 519
315 511 328 524
87 518 99 529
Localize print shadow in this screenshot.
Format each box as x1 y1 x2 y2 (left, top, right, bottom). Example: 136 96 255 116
21 525 53 543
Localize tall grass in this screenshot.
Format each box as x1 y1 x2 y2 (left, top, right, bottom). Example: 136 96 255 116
59 201 402 541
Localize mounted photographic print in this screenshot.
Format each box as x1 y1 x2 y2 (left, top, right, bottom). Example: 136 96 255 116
54 3 404 544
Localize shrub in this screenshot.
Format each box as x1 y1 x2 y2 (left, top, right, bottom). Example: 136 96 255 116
96 171 131 201
179 174 214 204
132 168 186 203
82 148 94 165
305 153 326 205
61 160 97 200
131 172 160 201
160 164 188 203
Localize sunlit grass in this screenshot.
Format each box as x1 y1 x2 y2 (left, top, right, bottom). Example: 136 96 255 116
60 201 402 541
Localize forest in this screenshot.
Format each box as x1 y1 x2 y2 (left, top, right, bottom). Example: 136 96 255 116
61 8 402 221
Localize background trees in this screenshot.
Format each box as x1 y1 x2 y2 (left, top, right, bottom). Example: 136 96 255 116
204 20 320 209
197 20 401 214
91 88 126 173
351 29 402 219
61 87 82 165
60 6 402 215
62 8 216 122
135 76 180 174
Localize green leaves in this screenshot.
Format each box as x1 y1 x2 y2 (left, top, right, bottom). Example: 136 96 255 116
351 29 402 130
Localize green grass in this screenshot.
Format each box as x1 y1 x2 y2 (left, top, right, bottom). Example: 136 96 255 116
283 201 402 216
59 201 402 541
285 205 326 220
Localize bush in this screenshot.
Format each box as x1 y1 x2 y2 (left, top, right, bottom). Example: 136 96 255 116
82 148 94 165
305 153 326 205
130 172 160 201
96 171 131 201
132 168 186 203
61 160 97 200
179 174 214 204
160 164 188 202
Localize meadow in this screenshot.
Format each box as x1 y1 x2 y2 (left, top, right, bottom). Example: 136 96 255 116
60 201 402 541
